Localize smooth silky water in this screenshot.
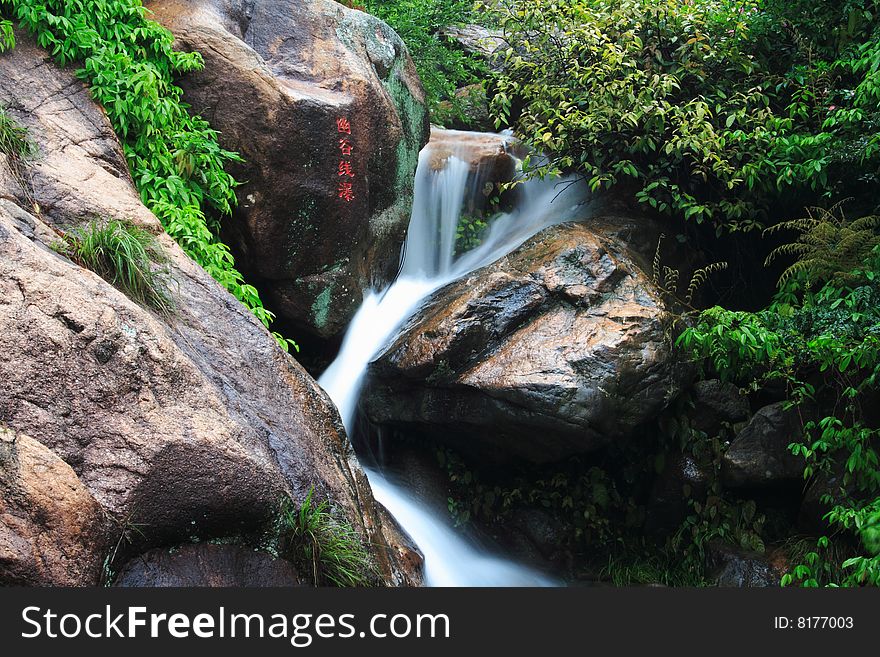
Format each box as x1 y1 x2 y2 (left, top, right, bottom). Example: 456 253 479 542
319 128 590 586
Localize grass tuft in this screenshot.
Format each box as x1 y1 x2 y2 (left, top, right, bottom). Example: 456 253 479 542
0 105 35 161
55 219 176 315
277 489 377 587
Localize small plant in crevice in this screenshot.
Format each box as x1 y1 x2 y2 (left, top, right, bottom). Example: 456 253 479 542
0 105 33 161
274 489 377 587
0 104 39 210
100 509 148 587
54 219 176 315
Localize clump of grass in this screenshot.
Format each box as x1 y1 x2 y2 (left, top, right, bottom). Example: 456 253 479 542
0 105 36 160
599 551 708 587
277 489 377 587
55 219 176 314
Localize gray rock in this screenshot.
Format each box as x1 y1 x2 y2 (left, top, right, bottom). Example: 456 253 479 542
710 543 780 587
439 24 506 64
691 379 750 435
722 403 804 488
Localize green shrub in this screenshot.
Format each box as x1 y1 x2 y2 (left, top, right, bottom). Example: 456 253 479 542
0 17 12 51
489 0 880 232
0 0 295 351
56 219 175 314
276 489 376 587
678 230 880 586
362 0 487 121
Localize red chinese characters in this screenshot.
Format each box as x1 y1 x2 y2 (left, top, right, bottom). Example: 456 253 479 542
338 181 355 202
336 117 355 202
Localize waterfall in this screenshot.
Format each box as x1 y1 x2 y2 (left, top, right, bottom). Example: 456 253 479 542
319 128 589 586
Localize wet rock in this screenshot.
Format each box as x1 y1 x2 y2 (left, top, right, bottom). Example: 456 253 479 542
114 544 301 587
437 84 493 132
0 36 406 584
147 0 430 340
509 508 568 562
0 429 108 586
691 379 750 435
722 403 804 488
709 543 780 587
364 220 690 464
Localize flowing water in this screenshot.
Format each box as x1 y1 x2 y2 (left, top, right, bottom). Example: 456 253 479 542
319 128 590 586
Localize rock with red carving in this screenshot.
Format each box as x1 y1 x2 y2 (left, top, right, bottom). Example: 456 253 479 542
0 34 415 586
146 0 430 340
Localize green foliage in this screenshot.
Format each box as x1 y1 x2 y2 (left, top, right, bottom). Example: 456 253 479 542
679 222 880 585
55 219 175 314
0 17 13 51
660 410 767 564
599 550 707 587
455 213 489 255
1 0 294 352
764 204 880 286
275 489 376 587
0 104 34 163
362 0 487 121
652 233 728 307
489 0 880 232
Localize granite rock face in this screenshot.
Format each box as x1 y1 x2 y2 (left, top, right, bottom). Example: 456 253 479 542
0 34 412 586
147 0 431 340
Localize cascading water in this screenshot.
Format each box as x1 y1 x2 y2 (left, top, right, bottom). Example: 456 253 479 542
319 128 590 586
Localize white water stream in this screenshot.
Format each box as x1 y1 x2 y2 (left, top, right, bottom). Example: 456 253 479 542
319 129 589 586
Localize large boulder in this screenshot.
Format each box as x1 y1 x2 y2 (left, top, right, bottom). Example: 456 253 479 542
146 0 430 340
0 35 410 585
363 220 690 464
0 429 108 586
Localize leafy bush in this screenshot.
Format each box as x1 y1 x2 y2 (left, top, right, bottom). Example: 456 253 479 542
56 219 175 314
361 0 487 120
276 489 376 587
679 227 880 585
0 16 12 51
489 0 880 232
0 0 294 351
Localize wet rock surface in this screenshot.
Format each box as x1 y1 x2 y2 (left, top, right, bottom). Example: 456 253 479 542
364 219 690 464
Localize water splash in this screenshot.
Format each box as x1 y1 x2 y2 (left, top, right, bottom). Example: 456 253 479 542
320 128 589 586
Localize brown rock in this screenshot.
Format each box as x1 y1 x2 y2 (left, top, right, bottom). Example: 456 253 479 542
364 220 689 464
0 34 407 584
114 544 301 587
146 0 430 340
0 429 108 586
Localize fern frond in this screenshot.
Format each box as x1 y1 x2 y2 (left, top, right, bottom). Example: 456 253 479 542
685 261 728 304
